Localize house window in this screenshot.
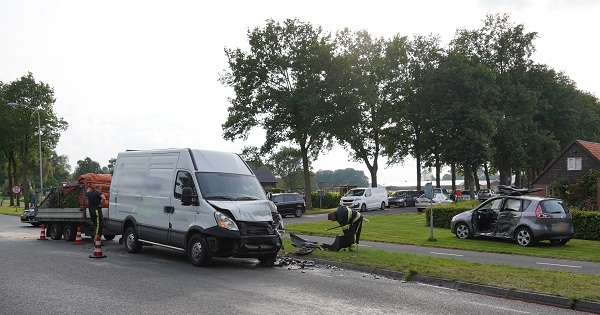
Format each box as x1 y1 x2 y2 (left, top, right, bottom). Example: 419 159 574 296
567 157 582 170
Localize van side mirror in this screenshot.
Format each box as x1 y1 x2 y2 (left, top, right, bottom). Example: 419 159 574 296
181 187 198 206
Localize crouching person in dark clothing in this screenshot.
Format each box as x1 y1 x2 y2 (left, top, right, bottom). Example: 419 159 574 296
326 205 363 251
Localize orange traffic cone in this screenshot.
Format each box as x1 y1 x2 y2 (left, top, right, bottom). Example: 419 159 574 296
89 235 107 258
73 226 83 245
37 224 47 240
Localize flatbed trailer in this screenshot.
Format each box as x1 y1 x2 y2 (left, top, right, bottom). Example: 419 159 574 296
34 174 116 241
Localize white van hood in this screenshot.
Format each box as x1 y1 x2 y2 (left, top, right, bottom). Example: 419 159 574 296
207 200 275 222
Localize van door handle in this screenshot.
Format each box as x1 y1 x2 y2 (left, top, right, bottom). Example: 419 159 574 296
164 206 174 214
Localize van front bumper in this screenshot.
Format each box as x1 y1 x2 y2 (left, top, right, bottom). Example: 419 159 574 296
204 222 282 258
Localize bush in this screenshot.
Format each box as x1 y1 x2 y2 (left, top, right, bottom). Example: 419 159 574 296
310 191 341 209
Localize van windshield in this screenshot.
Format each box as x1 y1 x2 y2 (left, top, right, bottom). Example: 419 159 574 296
196 172 267 201
344 189 365 197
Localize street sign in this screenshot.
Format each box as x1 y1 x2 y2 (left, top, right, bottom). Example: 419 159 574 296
11 185 22 194
424 183 433 199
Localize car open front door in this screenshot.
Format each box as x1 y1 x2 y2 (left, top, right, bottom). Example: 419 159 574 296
496 198 523 236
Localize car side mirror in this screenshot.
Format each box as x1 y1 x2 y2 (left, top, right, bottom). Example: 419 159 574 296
181 187 198 206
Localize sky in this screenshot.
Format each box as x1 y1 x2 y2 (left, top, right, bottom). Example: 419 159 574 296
1 0 598 187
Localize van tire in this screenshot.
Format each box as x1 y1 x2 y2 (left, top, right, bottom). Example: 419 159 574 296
188 234 212 267
380 202 385 211
360 204 367 212
103 234 116 241
258 253 277 267
125 226 143 253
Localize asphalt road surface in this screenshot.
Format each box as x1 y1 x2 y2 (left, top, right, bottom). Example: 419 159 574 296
0 214 594 315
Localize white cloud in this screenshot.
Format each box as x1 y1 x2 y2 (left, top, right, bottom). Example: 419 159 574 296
1 0 597 186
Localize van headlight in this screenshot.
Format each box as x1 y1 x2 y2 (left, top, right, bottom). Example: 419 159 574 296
214 211 239 231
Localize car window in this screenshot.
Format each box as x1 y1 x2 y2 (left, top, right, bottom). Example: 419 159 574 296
293 195 302 201
479 198 503 212
283 195 294 202
542 200 568 214
273 195 283 203
504 198 521 212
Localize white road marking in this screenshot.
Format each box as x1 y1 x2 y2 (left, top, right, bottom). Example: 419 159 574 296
536 262 582 268
430 251 464 257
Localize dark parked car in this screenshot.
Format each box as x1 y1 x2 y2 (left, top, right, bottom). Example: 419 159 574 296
20 209 40 226
450 186 574 247
387 190 419 208
270 193 306 218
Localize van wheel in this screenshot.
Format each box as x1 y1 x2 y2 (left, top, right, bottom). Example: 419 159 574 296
49 224 63 240
360 204 367 212
294 207 303 218
403 201 407 208
103 234 116 241
125 226 143 253
380 202 385 211
188 234 212 267
258 253 277 267
63 225 76 242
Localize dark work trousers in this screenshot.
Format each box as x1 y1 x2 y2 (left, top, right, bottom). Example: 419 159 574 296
89 208 104 236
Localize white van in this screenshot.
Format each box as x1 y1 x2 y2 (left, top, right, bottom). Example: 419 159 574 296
339 187 388 211
106 148 282 267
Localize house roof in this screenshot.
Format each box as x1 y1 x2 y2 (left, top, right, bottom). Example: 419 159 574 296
532 139 600 184
578 140 600 163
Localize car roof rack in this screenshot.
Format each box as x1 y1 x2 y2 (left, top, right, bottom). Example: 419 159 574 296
496 185 543 196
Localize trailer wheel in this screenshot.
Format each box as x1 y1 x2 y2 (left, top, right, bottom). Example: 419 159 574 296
125 226 143 253
63 225 76 242
49 224 63 240
188 234 211 267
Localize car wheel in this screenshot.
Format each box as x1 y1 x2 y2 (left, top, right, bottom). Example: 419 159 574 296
360 204 367 212
455 222 472 239
417 207 423 213
380 202 385 211
63 225 76 242
188 234 212 267
402 201 407 208
125 226 143 253
31 222 41 227
294 207 303 218
549 239 570 245
103 234 116 241
515 227 537 247
49 224 63 240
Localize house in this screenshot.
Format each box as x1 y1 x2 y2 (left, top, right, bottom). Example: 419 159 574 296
531 139 600 199
247 164 278 188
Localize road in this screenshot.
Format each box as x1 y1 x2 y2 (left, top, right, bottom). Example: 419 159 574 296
0 214 591 314
286 206 600 275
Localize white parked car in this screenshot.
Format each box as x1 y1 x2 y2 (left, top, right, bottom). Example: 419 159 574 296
415 193 452 212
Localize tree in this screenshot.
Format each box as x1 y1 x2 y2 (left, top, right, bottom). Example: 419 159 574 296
45 152 71 187
73 157 103 178
220 19 336 208
452 13 540 185
330 30 409 187
315 168 369 187
382 35 443 191
268 147 304 189
0 73 68 208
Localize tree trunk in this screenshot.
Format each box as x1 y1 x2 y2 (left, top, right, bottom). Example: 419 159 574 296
300 146 313 209
484 163 491 189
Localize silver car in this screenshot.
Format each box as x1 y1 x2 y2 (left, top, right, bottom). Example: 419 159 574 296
450 192 574 247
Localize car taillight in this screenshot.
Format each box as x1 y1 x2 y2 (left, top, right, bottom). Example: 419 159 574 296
535 205 551 219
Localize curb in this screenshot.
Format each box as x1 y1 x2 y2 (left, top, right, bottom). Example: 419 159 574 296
305 257 600 314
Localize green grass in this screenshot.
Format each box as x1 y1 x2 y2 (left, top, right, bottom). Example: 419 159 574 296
0 201 27 215
284 212 600 302
287 212 600 262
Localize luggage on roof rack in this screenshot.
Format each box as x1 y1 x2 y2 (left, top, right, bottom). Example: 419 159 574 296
496 185 543 196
